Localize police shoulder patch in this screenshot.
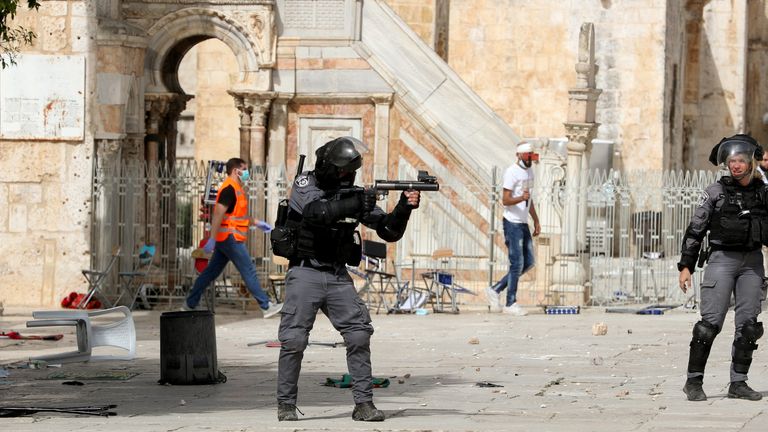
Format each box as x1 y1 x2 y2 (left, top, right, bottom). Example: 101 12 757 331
295 175 309 188
696 190 710 208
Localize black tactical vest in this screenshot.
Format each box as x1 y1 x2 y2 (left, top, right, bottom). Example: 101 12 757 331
709 177 768 250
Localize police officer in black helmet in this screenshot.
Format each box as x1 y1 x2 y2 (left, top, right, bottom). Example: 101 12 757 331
679 133 768 402
276 136 420 421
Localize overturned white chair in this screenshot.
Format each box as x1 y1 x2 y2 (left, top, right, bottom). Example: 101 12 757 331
26 306 136 364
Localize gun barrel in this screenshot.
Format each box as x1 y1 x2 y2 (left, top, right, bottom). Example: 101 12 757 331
375 181 440 192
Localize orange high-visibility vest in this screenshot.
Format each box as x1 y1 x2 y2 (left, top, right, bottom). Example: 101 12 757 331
215 177 249 242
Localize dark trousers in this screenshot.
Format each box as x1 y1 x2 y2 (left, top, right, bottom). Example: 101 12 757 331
277 266 374 405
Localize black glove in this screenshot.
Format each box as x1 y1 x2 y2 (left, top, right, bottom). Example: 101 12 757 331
362 188 377 213
399 191 419 209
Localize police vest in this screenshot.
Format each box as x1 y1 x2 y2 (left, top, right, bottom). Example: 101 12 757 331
709 177 768 250
293 218 361 266
215 177 249 242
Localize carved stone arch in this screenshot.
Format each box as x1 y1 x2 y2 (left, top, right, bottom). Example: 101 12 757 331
144 8 264 93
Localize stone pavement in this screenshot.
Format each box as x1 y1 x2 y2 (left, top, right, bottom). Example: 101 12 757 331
2 305 768 431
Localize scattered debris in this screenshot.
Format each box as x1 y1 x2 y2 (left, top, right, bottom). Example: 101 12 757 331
324 374 389 388
180 400 186 406
42 371 138 381
476 381 503 388
0 405 117 417
592 322 608 336
468 337 480 344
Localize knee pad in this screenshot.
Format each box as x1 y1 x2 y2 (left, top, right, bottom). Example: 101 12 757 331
732 320 762 374
740 320 764 345
692 320 720 345
688 320 720 374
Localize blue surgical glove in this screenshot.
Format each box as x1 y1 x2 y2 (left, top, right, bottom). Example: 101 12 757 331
255 220 273 233
203 237 215 254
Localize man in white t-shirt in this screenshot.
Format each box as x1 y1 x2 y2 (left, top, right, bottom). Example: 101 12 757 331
486 142 541 315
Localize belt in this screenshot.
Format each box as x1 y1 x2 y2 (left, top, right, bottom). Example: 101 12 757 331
290 259 338 272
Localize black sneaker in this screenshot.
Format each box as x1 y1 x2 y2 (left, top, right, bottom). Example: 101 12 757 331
352 401 385 422
683 377 707 401
277 402 298 421
728 381 763 401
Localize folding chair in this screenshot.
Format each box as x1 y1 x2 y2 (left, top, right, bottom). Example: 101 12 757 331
26 306 136 363
117 243 157 310
80 246 121 309
421 249 476 314
358 240 407 314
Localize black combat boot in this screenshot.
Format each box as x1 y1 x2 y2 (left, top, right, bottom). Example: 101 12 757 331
277 402 298 421
352 401 385 421
728 381 763 401
683 376 707 401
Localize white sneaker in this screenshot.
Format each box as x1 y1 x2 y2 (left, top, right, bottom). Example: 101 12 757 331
263 302 283 319
503 303 528 316
179 302 194 312
485 286 501 312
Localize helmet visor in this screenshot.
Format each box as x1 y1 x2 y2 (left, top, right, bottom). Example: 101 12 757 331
716 139 756 165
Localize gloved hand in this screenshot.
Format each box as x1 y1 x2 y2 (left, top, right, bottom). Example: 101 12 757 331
400 190 420 209
255 220 274 233
203 237 215 254
361 188 377 213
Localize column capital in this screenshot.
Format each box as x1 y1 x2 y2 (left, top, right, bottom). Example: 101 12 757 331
563 122 599 153
145 93 192 133
229 90 276 127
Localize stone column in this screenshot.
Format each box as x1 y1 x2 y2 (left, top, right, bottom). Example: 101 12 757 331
550 23 601 306
94 138 123 298
229 91 276 167
230 91 275 260
144 93 191 290
372 95 393 180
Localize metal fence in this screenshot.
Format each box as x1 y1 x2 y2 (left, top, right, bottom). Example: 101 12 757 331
90 159 287 309
90 158 716 309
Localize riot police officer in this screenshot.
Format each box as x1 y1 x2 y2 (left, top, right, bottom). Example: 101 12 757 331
276 136 420 422
678 134 768 402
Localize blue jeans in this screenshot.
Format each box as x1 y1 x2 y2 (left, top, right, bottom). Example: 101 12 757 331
491 220 535 305
186 235 270 310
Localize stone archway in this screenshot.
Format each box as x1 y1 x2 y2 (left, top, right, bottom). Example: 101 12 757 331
141 7 276 167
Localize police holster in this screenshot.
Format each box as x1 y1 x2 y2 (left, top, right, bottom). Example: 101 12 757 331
270 199 296 258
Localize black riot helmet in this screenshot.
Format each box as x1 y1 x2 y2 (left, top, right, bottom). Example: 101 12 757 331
314 136 363 188
709 134 760 180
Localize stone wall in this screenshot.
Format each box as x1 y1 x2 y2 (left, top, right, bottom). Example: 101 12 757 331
383 0 763 172
1 2 96 307
192 40 241 163
383 0 435 45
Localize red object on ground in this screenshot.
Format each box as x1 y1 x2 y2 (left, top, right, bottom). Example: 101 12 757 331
0 331 63 341
60 292 102 309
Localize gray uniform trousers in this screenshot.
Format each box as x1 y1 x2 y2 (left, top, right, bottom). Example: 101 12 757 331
693 249 765 382
277 265 374 405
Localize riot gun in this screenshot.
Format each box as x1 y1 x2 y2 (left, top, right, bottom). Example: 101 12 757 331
334 170 440 198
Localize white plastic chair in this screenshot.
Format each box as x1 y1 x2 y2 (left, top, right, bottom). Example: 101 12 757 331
26 306 136 363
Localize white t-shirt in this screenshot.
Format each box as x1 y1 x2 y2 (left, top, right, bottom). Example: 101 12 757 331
502 162 534 223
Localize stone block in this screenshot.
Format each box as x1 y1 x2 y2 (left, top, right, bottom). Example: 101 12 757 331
40 17 68 51
70 16 91 53
8 204 28 233
42 1 68 17
9 183 42 204
0 184 7 231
